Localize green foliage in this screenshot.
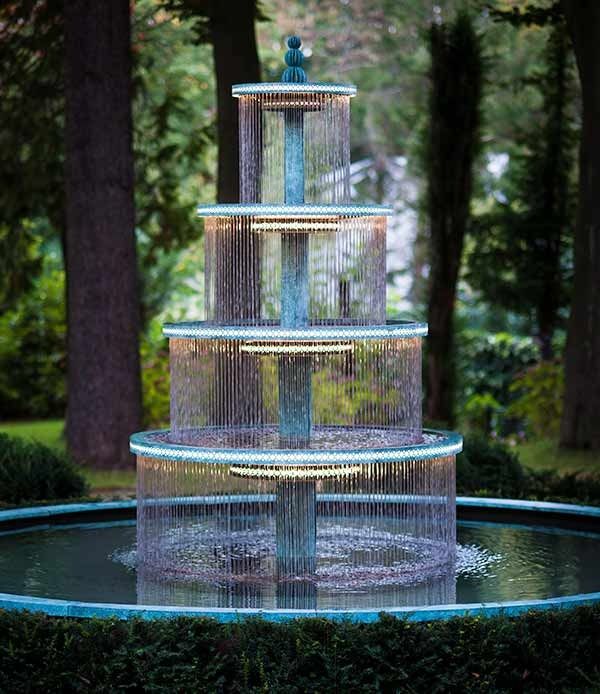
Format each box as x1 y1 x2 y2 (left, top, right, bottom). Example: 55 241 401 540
466 22 577 353
458 434 526 497
0 0 65 309
462 392 503 434
458 434 600 505
0 245 66 419
141 320 170 428
0 433 88 505
525 468 600 506
0 607 599 691
488 2 564 27
507 360 563 438
456 330 539 431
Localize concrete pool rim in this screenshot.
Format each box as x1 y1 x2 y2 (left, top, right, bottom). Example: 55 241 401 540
1 497 599 623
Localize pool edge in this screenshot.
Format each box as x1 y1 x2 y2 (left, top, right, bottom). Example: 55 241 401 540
1 497 599 622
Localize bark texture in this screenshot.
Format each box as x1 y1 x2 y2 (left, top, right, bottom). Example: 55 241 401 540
64 0 142 467
210 0 261 203
560 0 600 449
209 1 262 425
425 13 483 426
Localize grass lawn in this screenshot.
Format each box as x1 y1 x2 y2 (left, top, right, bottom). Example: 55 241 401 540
515 437 600 475
0 418 65 451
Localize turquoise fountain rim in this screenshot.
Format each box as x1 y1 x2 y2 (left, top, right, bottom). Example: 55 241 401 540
1 497 599 622
196 203 393 217
232 82 357 97
162 319 427 341
128 429 462 464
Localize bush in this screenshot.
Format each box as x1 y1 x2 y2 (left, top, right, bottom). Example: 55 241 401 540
526 468 600 506
0 607 598 691
0 255 66 419
457 434 600 505
0 433 88 505
455 330 538 434
458 434 526 497
507 360 563 439
141 319 170 428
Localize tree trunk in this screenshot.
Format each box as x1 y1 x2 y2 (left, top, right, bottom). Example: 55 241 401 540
210 0 260 203
560 0 600 449
64 0 142 467
425 13 483 426
208 2 263 427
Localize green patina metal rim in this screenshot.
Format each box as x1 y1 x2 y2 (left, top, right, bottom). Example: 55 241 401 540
162 319 428 341
128 429 462 465
232 82 357 97
196 203 393 217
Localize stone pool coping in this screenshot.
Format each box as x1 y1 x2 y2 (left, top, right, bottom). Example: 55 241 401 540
1 497 599 622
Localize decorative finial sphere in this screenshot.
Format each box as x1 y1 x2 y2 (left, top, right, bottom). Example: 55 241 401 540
281 35 307 83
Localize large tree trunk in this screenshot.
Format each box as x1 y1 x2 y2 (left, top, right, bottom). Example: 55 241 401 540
208 2 263 426
210 0 261 203
425 13 483 426
560 1 600 449
64 0 142 467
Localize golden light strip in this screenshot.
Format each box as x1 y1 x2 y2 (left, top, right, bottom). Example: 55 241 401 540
229 464 361 480
251 218 340 233
240 341 354 355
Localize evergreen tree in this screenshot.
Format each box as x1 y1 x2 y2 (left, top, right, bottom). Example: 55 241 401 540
465 23 577 359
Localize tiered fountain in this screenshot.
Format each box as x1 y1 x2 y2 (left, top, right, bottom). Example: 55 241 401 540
130 37 462 611
1 39 599 622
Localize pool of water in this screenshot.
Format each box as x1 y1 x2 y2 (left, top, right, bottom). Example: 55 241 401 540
1 518 599 611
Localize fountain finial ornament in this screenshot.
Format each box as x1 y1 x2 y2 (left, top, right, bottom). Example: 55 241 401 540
282 35 307 83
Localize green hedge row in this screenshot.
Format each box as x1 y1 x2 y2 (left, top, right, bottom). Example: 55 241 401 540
1 607 599 692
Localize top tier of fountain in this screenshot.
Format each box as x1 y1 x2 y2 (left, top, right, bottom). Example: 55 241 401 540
197 36 393 328
234 35 355 206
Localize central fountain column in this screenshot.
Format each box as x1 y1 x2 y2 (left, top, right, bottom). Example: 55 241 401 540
275 44 317 579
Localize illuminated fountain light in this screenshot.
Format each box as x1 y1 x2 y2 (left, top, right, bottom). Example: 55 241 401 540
239 340 353 355
229 463 362 479
251 217 341 234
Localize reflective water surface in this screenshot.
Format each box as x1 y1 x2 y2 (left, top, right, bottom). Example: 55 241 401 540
0 519 599 611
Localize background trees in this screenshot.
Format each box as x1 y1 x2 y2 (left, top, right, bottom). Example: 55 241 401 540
0 0 598 463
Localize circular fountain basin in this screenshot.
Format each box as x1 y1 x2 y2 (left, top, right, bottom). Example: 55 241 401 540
0 498 599 622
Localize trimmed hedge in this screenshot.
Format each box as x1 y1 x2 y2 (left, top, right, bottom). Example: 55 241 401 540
0 607 599 692
0 433 88 505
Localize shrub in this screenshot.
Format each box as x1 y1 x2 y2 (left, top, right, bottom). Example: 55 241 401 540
507 360 563 438
526 468 600 506
462 392 503 434
141 320 170 428
457 434 600 505
456 331 538 407
0 433 88 505
0 607 598 691
458 433 526 497
0 254 66 419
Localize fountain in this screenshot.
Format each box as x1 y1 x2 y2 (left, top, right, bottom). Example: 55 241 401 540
2 38 599 622
130 37 461 608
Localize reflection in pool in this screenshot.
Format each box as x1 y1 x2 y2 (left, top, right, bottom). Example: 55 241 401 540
1 518 599 611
